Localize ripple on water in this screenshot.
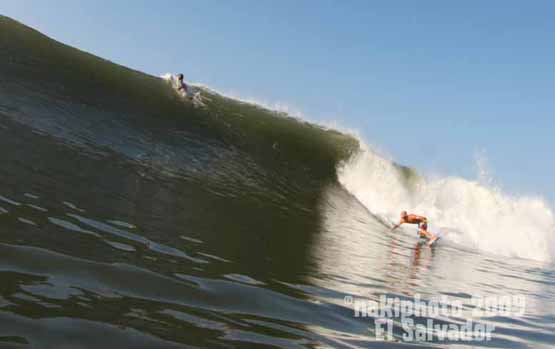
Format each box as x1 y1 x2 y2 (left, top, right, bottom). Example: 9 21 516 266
17 218 37 226
107 220 136 229
180 236 203 244
62 201 85 212
223 274 265 286
197 252 231 263
67 214 209 264
20 283 83 301
27 204 48 212
104 240 136 252
0 195 21 206
159 309 228 331
47 217 101 238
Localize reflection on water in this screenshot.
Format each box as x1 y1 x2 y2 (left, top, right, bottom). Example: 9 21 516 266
304 184 555 346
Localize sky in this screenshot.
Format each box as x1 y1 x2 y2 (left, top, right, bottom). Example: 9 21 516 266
2 0 554 202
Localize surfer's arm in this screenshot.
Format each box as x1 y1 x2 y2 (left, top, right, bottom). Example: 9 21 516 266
391 221 403 231
177 83 188 93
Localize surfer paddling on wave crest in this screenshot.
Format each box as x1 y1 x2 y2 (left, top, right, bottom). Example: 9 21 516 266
176 74 189 96
174 73 206 107
391 211 438 245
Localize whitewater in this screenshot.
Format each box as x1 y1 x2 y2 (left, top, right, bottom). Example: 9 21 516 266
338 146 555 262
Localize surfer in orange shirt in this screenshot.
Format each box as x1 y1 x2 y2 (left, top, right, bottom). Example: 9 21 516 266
391 211 427 231
391 211 438 245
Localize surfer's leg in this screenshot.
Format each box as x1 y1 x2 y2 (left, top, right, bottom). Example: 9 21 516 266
427 232 438 245
419 227 435 241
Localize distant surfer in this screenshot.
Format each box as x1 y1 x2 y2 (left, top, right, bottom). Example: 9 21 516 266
391 211 438 245
174 73 206 107
176 73 189 96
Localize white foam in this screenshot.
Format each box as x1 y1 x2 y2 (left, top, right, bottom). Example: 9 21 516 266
338 144 555 263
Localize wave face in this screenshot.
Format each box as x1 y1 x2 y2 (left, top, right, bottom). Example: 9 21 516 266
1 16 555 349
